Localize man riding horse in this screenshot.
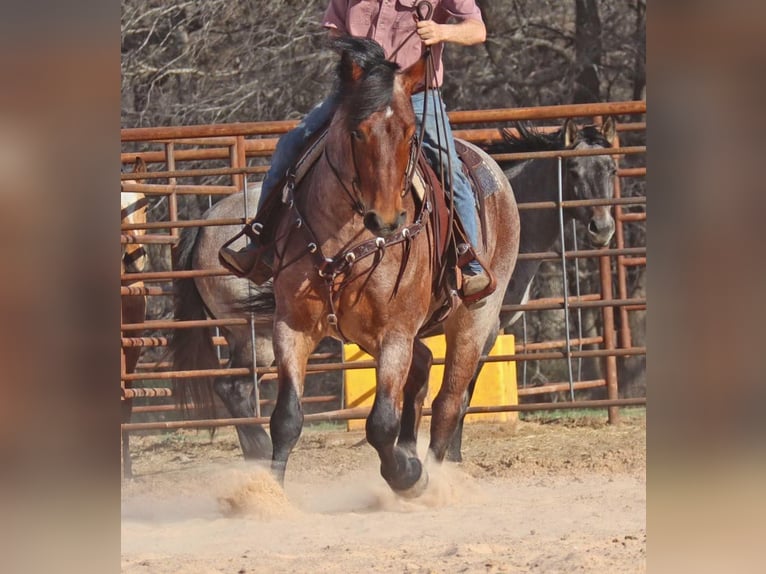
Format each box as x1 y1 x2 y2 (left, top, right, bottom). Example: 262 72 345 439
220 0 492 302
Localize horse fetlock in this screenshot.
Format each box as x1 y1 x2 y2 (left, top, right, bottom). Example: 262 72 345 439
271 460 288 486
365 402 400 451
444 439 464 463
396 438 418 459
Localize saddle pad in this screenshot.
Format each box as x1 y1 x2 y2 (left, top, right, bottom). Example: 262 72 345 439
412 170 426 202
455 139 503 198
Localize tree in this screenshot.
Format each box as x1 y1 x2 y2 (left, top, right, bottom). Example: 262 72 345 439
573 0 603 103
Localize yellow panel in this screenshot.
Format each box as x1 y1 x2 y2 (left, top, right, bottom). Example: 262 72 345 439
342 344 376 431
343 335 517 430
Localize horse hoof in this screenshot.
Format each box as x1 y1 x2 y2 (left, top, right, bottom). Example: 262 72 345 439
394 466 429 499
444 451 463 463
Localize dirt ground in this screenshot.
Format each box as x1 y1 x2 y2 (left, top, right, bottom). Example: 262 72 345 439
121 409 646 573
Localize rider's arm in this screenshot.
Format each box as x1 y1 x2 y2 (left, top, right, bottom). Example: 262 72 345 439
415 17 486 47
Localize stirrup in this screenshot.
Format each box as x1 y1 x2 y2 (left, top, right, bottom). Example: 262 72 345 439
459 268 496 308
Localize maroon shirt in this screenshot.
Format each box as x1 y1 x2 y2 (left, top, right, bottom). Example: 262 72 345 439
323 0 484 87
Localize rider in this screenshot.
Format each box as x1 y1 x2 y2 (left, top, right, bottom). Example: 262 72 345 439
220 0 490 297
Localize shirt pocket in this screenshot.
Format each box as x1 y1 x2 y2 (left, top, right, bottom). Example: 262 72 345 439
393 0 420 30
350 0 379 17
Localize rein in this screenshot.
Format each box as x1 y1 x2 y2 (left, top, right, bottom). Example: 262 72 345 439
279 178 431 340
277 4 450 339
389 1 434 60
323 146 365 215
395 0 457 288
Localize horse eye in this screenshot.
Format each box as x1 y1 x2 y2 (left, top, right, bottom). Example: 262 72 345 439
351 130 363 141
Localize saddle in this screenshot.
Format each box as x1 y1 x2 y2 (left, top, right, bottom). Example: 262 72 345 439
222 133 498 322
413 139 500 328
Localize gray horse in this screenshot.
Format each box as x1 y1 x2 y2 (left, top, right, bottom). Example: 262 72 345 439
170 184 275 459
445 117 617 460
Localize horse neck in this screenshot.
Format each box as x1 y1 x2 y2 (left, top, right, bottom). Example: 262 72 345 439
298 137 368 248
499 157 567 313
508 157 570 255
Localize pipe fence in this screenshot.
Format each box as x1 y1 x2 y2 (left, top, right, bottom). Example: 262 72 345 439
120 101 647 472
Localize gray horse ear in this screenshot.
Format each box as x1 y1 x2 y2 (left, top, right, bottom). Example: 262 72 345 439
601 116 616 142
563 119 578 147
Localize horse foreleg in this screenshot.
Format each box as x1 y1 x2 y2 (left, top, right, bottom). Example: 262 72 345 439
445 329 499 462
367 338 428 497
269 321 314 485
397 339 433 458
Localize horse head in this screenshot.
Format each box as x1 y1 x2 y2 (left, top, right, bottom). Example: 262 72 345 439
121 157 149 274
562 117 617 247
332 37 425 237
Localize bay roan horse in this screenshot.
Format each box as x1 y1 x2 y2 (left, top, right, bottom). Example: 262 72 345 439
168 112 617 472
445 117 618 461
237 37 519 496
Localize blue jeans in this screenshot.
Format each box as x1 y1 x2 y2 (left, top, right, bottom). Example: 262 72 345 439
259 91 482 274
258 93 340 210
411 91 481 274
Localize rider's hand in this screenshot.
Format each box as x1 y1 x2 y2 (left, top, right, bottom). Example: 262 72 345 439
415 20 444 46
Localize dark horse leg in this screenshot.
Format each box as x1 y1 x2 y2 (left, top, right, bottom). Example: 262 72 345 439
445 328 500 462
212 336 272 460
213 376 272 460
367 336 428 497
397 339 433 458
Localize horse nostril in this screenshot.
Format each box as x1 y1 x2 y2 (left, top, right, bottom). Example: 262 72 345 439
363 212 382 233
588 220 599 235
396 210 407 228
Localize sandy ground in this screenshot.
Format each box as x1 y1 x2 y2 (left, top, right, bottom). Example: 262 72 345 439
122 410 646 573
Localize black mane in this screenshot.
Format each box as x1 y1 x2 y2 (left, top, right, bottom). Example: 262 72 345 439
487 122 612 156
334 36 399 129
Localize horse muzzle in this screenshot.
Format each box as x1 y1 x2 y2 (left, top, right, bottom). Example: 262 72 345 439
363 209 407 237
587 212 615 247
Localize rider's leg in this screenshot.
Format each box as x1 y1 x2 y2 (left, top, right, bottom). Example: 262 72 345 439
410 92 489 296
220 93 339 276
257 93 340 211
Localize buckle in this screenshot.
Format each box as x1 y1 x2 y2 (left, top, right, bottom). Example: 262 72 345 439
317 257 335 278
282 176 295 204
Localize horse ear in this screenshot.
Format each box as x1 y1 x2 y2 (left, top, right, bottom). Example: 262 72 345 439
400 56 427 95
601 116 616 142
563 119 578 147
340 50 365 86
